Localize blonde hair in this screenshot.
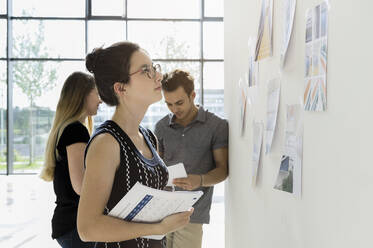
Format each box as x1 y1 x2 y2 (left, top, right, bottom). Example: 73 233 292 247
40 72 96 181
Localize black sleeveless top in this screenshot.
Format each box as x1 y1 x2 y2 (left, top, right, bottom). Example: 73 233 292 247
85 120 169 248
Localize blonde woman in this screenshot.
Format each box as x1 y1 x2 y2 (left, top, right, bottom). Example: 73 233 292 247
77 42 193 248
40 71 102 248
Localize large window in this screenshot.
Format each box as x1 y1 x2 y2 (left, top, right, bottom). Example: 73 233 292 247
11 61 85 173
12 0 85 17
0 61 6 174
1 0 223 174
0 1 6 15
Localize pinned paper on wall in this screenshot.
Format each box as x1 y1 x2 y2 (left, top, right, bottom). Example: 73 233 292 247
248 37 259 87
238 78 248 136
255 0 273 61
280 0 297 67
247 85 259 106
274 104 303 197
246 85 259 120
251 121 263 187
265 78 281 154
248 55 259 87
304 1 328 111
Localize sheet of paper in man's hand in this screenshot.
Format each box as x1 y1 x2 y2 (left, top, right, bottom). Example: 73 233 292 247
167 163 187 186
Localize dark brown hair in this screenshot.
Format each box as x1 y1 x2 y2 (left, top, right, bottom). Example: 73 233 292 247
161 69 195 96
86 41 140 106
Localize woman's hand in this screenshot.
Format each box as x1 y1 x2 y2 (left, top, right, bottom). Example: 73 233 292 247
158 208 194 234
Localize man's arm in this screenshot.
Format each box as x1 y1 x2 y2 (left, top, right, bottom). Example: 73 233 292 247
173 147 228 190
202 119 229 186
200 147 228 187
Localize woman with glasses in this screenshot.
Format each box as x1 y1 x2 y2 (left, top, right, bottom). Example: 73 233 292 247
77 41 193 248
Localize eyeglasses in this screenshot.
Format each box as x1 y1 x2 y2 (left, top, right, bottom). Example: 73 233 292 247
129 64 161 80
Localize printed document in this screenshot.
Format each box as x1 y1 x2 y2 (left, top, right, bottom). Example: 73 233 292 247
108 182 203 240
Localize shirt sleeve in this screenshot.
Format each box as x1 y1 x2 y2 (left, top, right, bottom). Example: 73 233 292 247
212 119 229 150
154 122 165 155
58 122 90 149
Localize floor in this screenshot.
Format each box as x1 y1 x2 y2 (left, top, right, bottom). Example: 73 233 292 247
0 175 225 248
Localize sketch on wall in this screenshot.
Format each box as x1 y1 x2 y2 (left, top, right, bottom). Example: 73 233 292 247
304 1 328 111
255 0 273 61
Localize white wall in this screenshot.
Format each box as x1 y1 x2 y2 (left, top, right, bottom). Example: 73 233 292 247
224 1 373 247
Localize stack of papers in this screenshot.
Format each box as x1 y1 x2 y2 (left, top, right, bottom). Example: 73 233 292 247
108 182 203 240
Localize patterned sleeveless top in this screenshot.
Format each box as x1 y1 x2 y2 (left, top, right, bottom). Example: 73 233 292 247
86 120 169 248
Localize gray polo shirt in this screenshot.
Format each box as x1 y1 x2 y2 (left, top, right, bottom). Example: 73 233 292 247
154 106 228 224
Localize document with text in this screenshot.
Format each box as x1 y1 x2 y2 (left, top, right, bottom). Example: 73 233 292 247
108 182 203 240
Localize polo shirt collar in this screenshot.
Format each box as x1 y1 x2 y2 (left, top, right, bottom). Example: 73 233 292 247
168 105 207 126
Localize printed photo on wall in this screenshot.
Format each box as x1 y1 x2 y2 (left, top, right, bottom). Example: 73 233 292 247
274 104 303 197
304 1 328 111
274 155 293 193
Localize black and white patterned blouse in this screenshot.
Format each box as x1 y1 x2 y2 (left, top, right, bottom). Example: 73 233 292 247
85 120 169 248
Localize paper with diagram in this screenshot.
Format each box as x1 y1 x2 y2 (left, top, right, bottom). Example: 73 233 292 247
108 182 203 240
304 1 328 111
255 0 273 61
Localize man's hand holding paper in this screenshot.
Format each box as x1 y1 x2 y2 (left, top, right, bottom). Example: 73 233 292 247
173 174 203 191
166 163 187 187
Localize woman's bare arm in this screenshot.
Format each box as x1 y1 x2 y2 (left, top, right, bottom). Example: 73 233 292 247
77 133 192 242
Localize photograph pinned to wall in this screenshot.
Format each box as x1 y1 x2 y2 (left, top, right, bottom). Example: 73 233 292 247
255 0 273 61
238 77 248 136
280 0 297 67
265 78 281 154
274 104 303 197
251 121 263 187
304 1 328 111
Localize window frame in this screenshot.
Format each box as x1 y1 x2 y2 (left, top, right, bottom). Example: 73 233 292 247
1 0 223 174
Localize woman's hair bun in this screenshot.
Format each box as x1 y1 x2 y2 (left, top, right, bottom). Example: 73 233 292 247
86 47 103 73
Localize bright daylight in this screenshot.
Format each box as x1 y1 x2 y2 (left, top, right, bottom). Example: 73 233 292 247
0 0 225 247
